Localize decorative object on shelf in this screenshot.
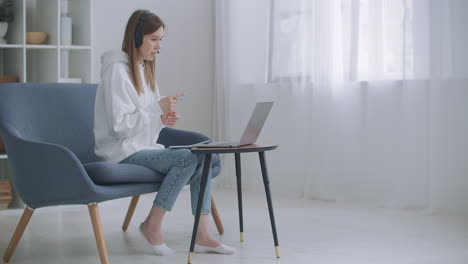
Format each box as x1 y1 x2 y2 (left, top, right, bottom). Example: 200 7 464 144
0 75 17 83
60 0 72 45
0 0 14 44
26 32 48 44
0 180 13 210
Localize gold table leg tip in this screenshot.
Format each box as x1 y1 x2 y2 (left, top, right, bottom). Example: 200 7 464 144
187 252 193 264
240 232 244 242
275 246 280 258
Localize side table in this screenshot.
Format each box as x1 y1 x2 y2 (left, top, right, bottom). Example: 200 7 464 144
187 144 279 264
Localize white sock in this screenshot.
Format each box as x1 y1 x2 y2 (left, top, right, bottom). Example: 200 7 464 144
194 243 236 254
149 243 176 256
139 224 176 255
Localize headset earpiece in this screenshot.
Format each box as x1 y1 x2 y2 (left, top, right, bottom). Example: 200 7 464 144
135 12 150 48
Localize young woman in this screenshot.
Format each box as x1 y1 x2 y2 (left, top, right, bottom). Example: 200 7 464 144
94 9 235 255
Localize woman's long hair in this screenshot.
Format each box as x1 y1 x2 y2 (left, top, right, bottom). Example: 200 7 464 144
122 9 165 95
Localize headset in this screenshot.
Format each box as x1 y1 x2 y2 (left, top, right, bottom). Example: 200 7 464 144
135 12 150 48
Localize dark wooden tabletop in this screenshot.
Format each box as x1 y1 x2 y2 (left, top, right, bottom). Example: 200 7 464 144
190 144 278 154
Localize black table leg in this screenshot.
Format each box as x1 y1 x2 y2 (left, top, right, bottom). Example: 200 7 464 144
235 153 244 242
258 151 280 258
188 154 212 264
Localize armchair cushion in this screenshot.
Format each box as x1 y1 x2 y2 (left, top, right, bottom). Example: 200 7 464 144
84 162 164 185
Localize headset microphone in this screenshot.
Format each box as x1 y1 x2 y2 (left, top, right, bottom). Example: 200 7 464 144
157 50 160 54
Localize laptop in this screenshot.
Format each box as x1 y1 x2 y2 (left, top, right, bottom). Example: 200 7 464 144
169 101 274 149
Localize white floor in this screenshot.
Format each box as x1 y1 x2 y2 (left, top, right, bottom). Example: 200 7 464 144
0 188 467 264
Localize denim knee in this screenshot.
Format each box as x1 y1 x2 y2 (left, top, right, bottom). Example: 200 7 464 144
174 149 198 169
152 150 199 211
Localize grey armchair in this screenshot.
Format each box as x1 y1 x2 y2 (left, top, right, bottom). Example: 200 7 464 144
0 83 223 263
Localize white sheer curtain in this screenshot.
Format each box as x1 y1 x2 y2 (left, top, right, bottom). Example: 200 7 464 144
214 0 468 213
270 0 468 83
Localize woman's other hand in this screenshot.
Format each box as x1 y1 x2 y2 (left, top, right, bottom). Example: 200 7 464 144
161 112 180 127
159 93 184 113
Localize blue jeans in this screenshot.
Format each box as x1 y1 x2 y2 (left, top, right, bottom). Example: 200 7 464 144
120 148 212 215
157 127 222 178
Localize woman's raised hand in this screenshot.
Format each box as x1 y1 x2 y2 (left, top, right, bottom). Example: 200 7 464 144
159 93 184 113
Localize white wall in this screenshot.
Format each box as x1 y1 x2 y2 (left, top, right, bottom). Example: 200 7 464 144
92 0 214 136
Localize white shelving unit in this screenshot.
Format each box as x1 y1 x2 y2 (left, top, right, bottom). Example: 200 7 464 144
0 0 93 83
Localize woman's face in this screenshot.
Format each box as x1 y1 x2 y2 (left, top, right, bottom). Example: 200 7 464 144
137 26 164 62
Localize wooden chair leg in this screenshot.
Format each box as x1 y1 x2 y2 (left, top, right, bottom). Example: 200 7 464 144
3 207 34 263
211 195 224 235
122 195 140 231
88 203 109 264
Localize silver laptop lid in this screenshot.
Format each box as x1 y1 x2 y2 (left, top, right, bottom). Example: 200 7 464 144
239 102 274 145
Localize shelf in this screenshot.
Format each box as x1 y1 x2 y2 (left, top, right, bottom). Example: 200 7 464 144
60 45 91 50
26 49 58 82
58 78 82 83
4 0 24 45
0 48 24 82
60 49 91 82
0 0 92 83
26 0 58 45
0 45 23 48
26 45 58 50
68 0 91 46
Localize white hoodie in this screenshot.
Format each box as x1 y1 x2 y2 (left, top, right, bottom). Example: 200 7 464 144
94 50 165 163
